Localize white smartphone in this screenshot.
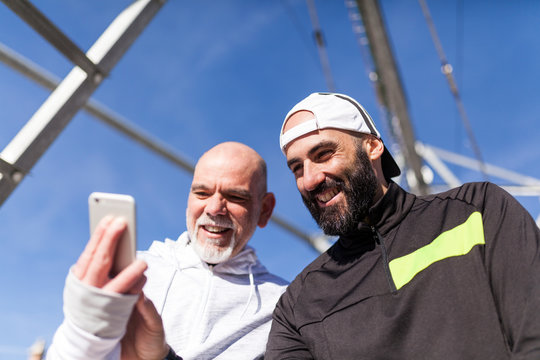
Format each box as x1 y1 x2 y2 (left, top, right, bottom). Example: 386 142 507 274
88 192 137 275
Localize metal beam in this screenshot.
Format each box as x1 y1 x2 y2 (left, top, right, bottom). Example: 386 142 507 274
0 40 333 254
418 141 540 224
355 0 429 195
418 0 488 180
0 0 166 205
0 41 194 173
305 0 336 92
415 142 461 188
0 42 58 90
425 144 540 186
0 0 102 76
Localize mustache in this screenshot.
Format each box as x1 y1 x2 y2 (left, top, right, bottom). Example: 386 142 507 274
196 214 235 229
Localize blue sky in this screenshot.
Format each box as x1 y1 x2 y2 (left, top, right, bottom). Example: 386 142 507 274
1 0 539 356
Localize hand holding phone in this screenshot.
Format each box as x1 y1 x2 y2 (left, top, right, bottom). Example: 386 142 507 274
88 192 137 276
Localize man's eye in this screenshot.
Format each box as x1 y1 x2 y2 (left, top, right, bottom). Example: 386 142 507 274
315 149 333 162
228 195 247 203
194 191 209 198
291 166 304 179
290 165 303 176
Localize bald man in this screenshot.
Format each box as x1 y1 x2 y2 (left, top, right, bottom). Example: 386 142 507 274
47 142 288 360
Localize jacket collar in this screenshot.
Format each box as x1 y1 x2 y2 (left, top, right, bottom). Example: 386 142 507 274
337 182 414 249
367 181 415 236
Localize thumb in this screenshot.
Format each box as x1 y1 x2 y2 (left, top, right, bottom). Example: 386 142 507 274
135 292 164 331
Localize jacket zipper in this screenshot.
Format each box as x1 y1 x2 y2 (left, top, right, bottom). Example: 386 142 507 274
372 226 397 293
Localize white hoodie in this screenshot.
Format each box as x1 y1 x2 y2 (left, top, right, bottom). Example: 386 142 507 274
47 232 289 360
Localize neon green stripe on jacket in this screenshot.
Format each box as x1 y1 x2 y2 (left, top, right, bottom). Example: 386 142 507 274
389 211 485 290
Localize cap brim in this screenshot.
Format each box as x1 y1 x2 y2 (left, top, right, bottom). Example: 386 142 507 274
381 147 401 179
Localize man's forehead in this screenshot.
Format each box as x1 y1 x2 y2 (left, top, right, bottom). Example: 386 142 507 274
285 128 347 163
191 179 251 195
192 146 265 195
191 169 254 192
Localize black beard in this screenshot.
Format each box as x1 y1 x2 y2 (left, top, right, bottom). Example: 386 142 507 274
301 147 378 236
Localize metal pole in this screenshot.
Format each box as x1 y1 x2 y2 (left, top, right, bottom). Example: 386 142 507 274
355 0 429 195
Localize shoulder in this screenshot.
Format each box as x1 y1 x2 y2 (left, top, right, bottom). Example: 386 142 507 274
256 271 290 287
419 181 508 208
254 271 289 304
417 182 533 229
278 250 332 304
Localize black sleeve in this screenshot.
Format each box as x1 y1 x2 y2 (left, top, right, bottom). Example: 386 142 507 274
481 183 540 356
265 279 313 359
163 346 183 360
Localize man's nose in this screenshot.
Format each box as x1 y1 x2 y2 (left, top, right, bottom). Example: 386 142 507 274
302 161 325 192
205 194 227 216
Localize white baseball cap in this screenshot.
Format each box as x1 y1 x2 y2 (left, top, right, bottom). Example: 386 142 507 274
280 92 401 179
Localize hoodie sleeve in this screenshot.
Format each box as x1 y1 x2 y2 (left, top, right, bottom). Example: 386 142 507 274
46 319 122 360
46 270 138 360
479 182 540 356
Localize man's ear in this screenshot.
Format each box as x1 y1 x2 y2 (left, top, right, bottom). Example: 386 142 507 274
365 136 385 161
257 192 276 228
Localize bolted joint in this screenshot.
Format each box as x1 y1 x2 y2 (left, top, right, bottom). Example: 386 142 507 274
92 72 104 85
11 170 24 184
0 157 27 187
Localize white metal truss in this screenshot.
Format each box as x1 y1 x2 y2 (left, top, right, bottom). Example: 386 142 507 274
405 142 540 226
0 0 167 204
0 1 334 254
352 0 540 227
1 0 537 257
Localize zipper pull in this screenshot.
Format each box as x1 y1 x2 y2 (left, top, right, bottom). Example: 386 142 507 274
371 226 380 244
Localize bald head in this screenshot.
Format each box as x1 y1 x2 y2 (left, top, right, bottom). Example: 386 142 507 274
196 142 268 195
187 142 275 264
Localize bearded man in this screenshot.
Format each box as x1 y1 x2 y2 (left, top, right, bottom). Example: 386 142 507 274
266 92 540 359
47 142 288 360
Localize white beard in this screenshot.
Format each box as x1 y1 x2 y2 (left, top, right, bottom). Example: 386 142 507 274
191 235 235 264
187 213 237 264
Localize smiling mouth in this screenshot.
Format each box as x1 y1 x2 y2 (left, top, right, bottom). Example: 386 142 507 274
316 187 340 204
202 225 230 234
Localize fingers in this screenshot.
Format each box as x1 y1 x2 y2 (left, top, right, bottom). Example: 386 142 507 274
134 292 164 331
77 217 128 288
128 275 147 295
73 215 115 279
122 292 168 360
103 259 148 294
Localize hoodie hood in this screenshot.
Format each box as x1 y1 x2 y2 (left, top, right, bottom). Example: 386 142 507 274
142 231 284 324
145 231 270 276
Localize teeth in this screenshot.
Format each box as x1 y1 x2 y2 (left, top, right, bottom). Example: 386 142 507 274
317 188 339 203
204 225 228 233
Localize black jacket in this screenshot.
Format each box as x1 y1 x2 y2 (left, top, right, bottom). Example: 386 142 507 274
266 182 540 359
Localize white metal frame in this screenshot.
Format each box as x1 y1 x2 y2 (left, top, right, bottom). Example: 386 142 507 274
412 142 540 226
1 0 537 258
0 0 166 204
0 0 334 253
